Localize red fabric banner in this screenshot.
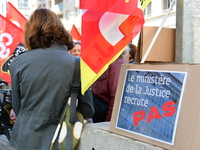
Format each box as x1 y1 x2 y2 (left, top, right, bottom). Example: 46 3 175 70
70 24 81 41
80 0 144 94
81 8 144 73
0 15 25 84
80 0 138 15
6 2 27 31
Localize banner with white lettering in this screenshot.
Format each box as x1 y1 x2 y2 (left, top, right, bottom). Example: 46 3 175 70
0 14 25 84
116 69 187 145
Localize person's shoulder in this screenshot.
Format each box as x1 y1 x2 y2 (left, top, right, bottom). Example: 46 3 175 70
112 56 127 64
13 50 32 59
10 50 31 66
17 50 29 56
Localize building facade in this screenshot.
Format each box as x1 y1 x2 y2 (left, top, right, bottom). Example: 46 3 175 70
0 0 31 19
144 0 176 28
133 0 176 45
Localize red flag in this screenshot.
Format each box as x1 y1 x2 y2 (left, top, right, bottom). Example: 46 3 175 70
0 15 25 84
80 0 144 94
70 24 81 41
80 0 138 15
6 2 27 31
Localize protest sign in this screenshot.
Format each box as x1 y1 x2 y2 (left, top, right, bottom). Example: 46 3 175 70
110 63 200 150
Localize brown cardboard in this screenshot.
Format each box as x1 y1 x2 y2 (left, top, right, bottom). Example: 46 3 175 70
136 26 175 63
109 63 200 150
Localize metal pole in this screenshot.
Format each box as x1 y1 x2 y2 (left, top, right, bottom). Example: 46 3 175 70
140 0 176 63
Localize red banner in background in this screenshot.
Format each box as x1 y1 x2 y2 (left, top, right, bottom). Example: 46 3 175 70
0 15 25 84
6 2 27 31
70 24 81 41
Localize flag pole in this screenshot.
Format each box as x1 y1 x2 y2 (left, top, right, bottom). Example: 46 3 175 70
140 0 176 63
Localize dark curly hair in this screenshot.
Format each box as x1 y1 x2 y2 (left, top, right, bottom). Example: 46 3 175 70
128 43 137 61
24 8 73 50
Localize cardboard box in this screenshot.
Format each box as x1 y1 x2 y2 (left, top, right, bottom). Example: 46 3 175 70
136 26 175 63
110 63 200 150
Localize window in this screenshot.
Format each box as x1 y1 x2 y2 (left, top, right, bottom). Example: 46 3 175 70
49 1 51 8
1 4 4 14
66 11 71 19
143 2 152 18
163 0 171 11
38 4 42 8
55 0 62 5
75 7 80 16
18 0 29 10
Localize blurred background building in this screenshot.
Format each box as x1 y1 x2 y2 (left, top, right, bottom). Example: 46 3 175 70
144 0 176 28
0 0 176 44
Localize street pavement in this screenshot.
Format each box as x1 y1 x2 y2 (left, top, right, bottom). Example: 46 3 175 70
0 134 16 150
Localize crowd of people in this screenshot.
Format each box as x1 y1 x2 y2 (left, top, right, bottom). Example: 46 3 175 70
67 40 137 123
8 8 137 150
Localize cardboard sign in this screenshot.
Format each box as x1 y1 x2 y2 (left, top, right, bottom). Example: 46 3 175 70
135 26 175 63
110 63 200 150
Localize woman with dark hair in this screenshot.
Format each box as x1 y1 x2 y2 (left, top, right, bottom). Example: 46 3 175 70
9 8 94 150
127 43 137 63
68 41 81 57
